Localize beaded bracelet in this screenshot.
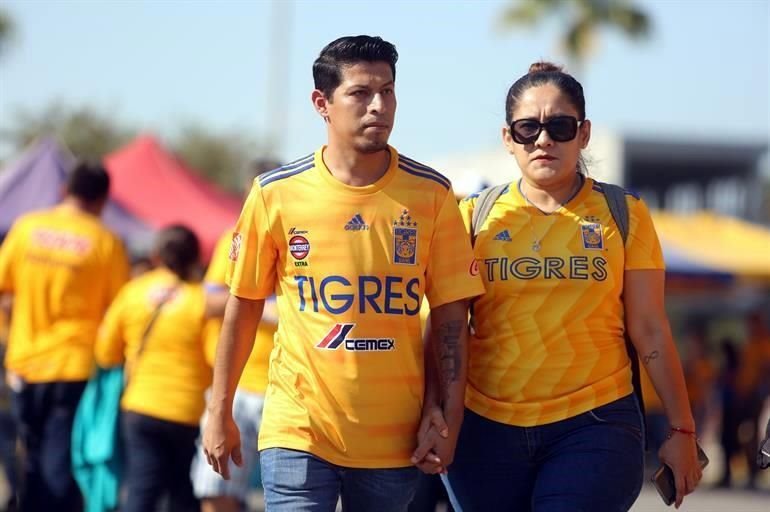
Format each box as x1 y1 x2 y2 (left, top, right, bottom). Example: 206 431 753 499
668 426 697 438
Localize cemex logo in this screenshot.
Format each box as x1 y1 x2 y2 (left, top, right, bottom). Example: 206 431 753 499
316 323 395 352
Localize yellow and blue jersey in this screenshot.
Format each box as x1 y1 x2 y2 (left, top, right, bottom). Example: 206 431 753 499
0 206 128 382
460 177 664 426
227 145 484 468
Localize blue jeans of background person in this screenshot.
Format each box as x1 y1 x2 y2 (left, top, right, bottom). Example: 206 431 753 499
11 379 87 512
443 394 644 512
121 411 199 512
261 447 420 512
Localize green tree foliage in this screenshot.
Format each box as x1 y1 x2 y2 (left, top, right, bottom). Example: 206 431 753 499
3 103 132 161
171 123 266 193
0 8 14 58
499 0 651 64
1 102 266 192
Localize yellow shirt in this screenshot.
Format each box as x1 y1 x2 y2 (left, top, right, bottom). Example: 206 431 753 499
95 268 211 426
460 178 665 426
228 146 484 468
204 229 275 394
0 206 129 383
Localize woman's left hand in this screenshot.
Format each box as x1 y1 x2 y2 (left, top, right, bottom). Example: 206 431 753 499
658 431 703 509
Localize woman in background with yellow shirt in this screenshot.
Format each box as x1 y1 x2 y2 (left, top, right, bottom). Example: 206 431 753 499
96 225 213 512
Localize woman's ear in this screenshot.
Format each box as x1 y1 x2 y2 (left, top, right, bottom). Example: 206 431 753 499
579 119 592 149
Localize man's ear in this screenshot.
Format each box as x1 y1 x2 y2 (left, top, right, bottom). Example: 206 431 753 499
312 89 330 121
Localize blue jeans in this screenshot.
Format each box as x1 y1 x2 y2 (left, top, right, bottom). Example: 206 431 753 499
261 448 420 512
121 411 200 512
443 394 644 512
11 380 87 512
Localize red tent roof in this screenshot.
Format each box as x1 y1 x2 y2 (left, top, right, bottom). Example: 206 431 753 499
104 135 242 261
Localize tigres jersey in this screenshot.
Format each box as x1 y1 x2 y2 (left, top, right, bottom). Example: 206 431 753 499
227 145 484 468
0 206 128 382
459 177 664 426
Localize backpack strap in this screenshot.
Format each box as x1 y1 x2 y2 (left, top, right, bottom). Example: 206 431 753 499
470 183 509 245
601 182 629 245
599 181 647 446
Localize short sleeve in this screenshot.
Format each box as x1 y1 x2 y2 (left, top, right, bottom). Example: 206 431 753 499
205 230 233 285
625 196 665 271
95 285 129 368
425 189 485 308
457 195 476 234
227 182 277 299
0 221 23 293
105 236 130 306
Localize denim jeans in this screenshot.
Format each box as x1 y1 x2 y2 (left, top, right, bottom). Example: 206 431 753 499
11 380 87 512
443 394 645 512
261 447 420 512
121 411 200 512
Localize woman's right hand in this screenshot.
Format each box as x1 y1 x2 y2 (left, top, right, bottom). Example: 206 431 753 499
658 431 703 508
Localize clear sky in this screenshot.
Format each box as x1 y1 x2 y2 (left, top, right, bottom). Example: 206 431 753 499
0 0 768 163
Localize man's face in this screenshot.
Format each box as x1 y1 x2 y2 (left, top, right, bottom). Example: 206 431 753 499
314 61 396 153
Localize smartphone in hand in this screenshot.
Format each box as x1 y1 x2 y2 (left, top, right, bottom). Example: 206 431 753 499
651 442 709 506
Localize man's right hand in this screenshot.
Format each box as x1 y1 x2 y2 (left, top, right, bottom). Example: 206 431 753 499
203 410 242 480
411 405 452 474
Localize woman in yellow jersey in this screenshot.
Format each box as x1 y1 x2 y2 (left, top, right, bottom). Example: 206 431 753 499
95 226 213 512
441 62 702 511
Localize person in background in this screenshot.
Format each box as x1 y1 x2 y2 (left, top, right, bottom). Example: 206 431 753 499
440 62 702 511
0 295 17 511
95 225 214 512
736 311 770 489
682 324 716 432
0 162 129 511
191 159 281 512
716 339 741 488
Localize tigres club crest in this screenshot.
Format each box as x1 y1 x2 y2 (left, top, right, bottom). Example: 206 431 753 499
393 209 417 265
581 222 604 250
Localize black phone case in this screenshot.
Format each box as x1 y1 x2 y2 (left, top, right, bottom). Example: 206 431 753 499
651 443 709 506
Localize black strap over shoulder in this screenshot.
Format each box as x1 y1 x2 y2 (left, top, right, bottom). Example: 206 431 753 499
470 183 509 244
599 182 647 445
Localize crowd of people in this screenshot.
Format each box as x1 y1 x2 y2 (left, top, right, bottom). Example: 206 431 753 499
0 34 768 512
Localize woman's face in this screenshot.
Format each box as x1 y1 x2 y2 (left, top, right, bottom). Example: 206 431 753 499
503 83 591 187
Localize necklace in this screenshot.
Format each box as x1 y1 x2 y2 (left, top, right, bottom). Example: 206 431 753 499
519 175 584 252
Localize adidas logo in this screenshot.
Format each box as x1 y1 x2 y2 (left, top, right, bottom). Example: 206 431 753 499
345 213 369 231
494 230 512 242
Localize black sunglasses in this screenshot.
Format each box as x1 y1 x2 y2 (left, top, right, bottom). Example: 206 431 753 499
509 115 581 145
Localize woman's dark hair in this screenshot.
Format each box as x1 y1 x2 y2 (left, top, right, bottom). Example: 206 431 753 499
505 61 586 125
313 35 398 99
506 62 588 174
153 225 200 281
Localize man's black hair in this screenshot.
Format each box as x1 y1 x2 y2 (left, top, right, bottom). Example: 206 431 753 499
67 161 110 203
313 35 398 99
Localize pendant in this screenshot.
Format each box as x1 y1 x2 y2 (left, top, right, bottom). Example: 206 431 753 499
532 240 541 252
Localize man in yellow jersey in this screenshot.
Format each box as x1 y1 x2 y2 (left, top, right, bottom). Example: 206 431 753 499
202 35 484 511
0 162 129 512
191 160 280 512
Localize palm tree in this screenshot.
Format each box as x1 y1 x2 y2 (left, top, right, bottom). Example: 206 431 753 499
0 9 14 59
499 0 651 67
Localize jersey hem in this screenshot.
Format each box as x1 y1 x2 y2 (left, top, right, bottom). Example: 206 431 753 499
257 439 414 469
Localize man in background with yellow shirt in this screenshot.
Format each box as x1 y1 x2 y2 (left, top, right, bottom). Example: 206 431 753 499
0 162 129 512
202 35 484 511
191 160 280 512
